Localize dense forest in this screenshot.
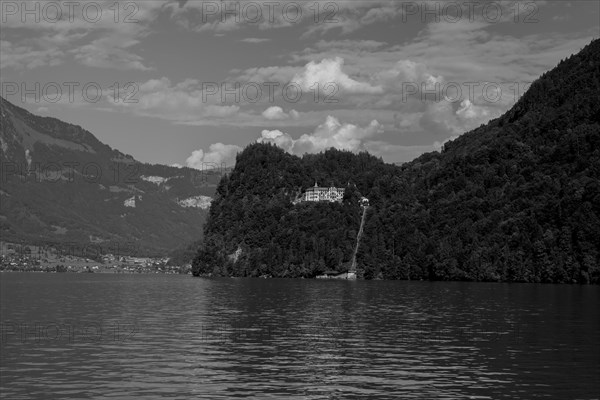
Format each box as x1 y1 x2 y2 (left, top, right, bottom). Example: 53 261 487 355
192 39 600 283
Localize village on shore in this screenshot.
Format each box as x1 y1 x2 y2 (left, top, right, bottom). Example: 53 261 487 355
0 242 191 274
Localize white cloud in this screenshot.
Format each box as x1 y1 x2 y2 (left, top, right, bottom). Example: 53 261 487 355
0 0 163 71
111 77 240 123
262 106 286 120
377 60 443 91
186 143 242 168
258 115 383 155
235 65 300 84
0 40 64 70
240 38 271 43
419 99 501 136
262 106 299 120
292 57 383 94
420 101 462 136
303 1 404 36
71 38 152 71
258 129 295 152
172 1 403 36
456 99 494 123
255 114 466 164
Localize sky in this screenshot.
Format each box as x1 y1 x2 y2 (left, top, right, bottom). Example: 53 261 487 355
1 0 598 168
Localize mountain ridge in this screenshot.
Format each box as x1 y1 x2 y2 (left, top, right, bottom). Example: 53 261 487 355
0 96 220 257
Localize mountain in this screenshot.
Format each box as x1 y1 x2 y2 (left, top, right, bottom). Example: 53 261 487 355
193 39 600 283
0 97 221 257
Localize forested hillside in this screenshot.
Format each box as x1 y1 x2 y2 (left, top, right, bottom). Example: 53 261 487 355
193 39 600 283
194 143 392 277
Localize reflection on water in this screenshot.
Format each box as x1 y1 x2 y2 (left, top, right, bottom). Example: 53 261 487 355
1 273 599 399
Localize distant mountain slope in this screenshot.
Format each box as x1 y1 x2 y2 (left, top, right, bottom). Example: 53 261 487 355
194 39 600 283
0 97 221 256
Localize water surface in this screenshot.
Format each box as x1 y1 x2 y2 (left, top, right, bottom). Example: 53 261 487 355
1 273 598 399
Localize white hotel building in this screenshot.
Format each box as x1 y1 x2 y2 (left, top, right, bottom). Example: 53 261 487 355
302 183 345 203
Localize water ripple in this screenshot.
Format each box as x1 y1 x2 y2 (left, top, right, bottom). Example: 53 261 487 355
1 274 599 399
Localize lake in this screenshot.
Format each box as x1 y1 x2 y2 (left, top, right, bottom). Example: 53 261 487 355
1 273 598 399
